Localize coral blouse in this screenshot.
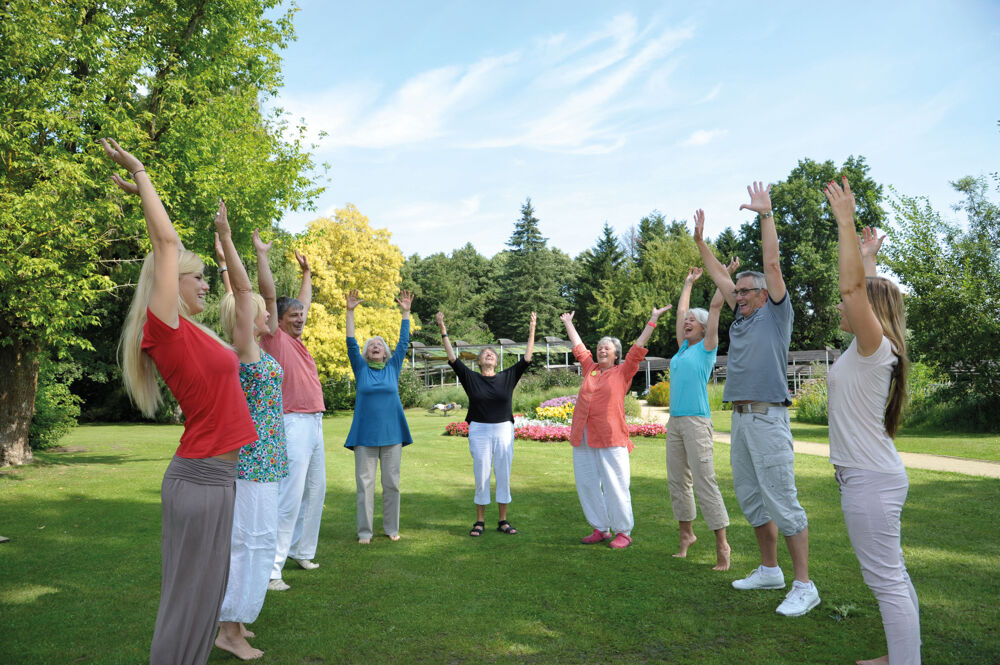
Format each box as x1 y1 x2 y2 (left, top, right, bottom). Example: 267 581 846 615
569 343 648 452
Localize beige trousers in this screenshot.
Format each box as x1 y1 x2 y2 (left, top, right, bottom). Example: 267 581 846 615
354 444 402 540
666 415 729 531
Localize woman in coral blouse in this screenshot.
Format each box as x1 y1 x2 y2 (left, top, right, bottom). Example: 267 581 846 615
559 306 670 549
106 140 257 665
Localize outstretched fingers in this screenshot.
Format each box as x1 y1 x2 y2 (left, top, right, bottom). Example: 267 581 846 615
692 209 705 242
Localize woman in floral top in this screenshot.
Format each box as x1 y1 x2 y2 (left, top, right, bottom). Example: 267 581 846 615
213 211 288 660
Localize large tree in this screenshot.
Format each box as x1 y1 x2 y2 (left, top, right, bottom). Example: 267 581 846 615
573 223 626 343
734 156 884 350
0 0 321 465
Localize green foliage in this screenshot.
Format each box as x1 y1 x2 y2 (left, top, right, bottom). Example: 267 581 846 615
794 366 829 425
29 357 82 449
735 156 885 350
646 381 670 407
573 222 626 342
397 368 424 409
623 392 642 419
419 385 468 409
707 382 727 411
322 377 357 411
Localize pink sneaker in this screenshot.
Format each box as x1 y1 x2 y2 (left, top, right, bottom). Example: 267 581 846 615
608 533 632 549
581 528 612 544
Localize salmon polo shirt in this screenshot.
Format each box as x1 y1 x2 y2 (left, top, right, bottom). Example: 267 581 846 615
260 327 325 414
569 343 648 452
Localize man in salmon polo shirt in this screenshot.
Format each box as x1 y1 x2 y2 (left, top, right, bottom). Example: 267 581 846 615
259 248 326 592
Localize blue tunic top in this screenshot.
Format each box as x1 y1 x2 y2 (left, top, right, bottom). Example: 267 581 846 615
344 319 413 449
668 339 717 418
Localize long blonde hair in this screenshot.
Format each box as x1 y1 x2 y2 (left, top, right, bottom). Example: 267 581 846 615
219 292 266 341
119 249 228 418
866 277 908 437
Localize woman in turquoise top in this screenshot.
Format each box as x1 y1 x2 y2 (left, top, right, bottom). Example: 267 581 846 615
666 264 732 571
344 288 414 544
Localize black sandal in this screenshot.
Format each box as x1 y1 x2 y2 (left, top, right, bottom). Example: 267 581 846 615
469 521 485 537
497 520 518 535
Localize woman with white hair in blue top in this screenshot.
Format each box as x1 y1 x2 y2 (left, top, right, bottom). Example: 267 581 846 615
666 262 736 571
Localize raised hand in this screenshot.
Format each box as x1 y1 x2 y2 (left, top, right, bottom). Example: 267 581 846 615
739 181 773 215
529 311 537 329
686 266 703 283
100 138 144 174
824 176 856 225
346 289 363 311
214 232 226 263
213 199 230 235
693 209 706 243
396 289 414 312
294 249 310 273
560 311 575 324
651 304 673 320
436 311 446 329
858 225 885 260
726 256 741 274
252 228 273 254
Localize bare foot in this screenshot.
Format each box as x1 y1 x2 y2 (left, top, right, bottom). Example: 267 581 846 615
240 623 255 639
673 532 697 558
358 537 371 545
388 534 400 542
712 543 731 571
215 630 264 660
856 657 889 665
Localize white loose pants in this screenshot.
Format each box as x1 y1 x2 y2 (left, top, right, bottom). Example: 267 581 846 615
572 431 633 535
837 466 921 665
272 412 326 579
468 421 514 505
220 479 278 623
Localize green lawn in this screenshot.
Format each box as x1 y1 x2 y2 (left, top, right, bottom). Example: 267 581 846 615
2 411 998 664
710 411 1000 463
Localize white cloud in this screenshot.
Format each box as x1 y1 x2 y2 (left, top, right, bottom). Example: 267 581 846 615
681 129 728 146
382 195 483 232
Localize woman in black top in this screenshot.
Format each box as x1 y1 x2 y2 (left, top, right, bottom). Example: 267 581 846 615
437 311 536 536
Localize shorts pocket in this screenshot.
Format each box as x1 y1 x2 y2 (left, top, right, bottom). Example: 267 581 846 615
762 453 794 491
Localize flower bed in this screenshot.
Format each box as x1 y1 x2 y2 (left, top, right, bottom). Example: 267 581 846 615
443 419 665 441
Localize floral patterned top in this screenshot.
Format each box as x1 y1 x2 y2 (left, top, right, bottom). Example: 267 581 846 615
237 351 289 482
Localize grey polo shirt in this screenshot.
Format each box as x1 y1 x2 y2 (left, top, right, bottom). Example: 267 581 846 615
722 294 793 404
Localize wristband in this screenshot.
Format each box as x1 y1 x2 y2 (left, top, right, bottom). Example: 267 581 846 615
219 266 228 272
441 333 448 337
759 210 773 219
647 321 656 328
131 169 146 177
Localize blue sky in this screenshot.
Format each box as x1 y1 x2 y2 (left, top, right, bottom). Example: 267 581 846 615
269 1 1000 259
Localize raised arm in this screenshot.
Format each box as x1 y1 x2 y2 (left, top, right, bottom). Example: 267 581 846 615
294 250 312 314
101 138 181 326
214 233 232 294
215 201 260 363
676 267 702 347
740 181 786 302
523 311 537 362
253 229 279 335
345 289 362 339
560 311 583 348
397 289 413 322
635 305 671 348
693 209 737 310
826 177 883 356
704 257 737 352
436 312 457 362
858 226 885 278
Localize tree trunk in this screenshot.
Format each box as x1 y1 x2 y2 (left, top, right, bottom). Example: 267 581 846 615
0 337 40 467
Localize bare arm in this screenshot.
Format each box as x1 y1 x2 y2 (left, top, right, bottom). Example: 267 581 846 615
826 178 883 356
740 181 786 302
294 250 312 314
252 230 279 335
635 305 671 348
214 233 232 294
345 289 362 338
704 257 738 352
397 289 413 321
101 138 181 327
676 267 702 347
436 312 457 363
693 209 737 310
858 226 884 278
523 311 537 362
214 201 260 363
559 311 583 348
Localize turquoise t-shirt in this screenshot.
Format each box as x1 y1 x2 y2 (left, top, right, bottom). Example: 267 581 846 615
668 339 718 418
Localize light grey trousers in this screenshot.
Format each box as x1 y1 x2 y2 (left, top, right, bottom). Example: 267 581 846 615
354 444 402 539
837 466 921 665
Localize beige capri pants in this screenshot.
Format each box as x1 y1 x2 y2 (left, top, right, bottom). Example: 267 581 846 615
666 415 729 531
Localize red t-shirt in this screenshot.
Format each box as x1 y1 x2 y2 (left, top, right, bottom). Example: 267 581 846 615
141 309 257 458
260 327 325 414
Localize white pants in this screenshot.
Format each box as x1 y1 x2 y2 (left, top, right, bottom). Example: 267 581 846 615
220 479 278 623
272 413 326 579
469 421 514 505
572 431 633 535
837 466 921 665
354 444 402 540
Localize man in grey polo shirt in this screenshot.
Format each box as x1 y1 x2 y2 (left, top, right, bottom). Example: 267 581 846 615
692 181 820 617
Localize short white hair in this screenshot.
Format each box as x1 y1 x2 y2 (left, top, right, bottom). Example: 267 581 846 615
687 308 709 327
596 336 622 364
362 336 388 359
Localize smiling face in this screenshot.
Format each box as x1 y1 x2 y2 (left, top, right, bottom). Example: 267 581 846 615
478 348 498 371
179 271 210 314
683 311 706 344
365 341 388 362
596 340 618 368
734 276 768 318
278 305 306 339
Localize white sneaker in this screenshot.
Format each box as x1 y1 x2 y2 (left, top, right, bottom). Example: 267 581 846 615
775 581 820 616
267 578 290 591
292 558 320 570
732 565 786 590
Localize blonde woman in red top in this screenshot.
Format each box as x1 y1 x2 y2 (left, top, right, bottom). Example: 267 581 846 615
106 139 257 665
560 306 670 549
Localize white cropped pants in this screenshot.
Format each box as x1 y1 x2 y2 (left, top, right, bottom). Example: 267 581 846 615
468 421 514 505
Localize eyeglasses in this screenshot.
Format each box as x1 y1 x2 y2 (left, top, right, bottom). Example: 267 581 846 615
733 288 762 297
